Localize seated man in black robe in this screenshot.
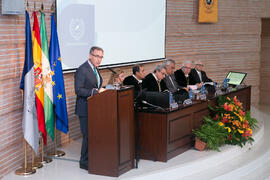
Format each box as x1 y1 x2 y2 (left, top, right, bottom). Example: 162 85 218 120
174 61 192 87
123 64 145 95
142 65 167 92
189 60 215 94
189 60 212 85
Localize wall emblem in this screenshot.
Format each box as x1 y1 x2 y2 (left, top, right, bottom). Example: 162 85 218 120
198 0 218 23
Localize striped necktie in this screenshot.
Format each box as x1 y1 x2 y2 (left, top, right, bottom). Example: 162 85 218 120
93 67 100 87
169 76 176 89
157 81 161 92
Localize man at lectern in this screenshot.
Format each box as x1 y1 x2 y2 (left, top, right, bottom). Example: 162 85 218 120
74 46 105 171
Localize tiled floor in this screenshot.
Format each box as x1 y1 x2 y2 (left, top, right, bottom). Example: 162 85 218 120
3 105 270 180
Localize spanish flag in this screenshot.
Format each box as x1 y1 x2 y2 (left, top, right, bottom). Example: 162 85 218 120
33 11 47 145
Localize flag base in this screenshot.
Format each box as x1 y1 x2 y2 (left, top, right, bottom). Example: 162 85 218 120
22 162 43 169
15 167 36 176
47 150 65 157
35 156 53 164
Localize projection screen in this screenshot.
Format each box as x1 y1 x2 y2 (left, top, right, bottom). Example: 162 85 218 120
56 0 166 70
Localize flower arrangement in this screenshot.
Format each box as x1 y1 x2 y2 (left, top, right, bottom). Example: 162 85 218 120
192 116 228 151
211 96 258 147
193 95 258 151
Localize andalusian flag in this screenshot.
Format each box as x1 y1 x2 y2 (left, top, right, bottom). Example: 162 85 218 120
49 13 69 133
33 11 47 145
19 11 39 154
40 12 54 141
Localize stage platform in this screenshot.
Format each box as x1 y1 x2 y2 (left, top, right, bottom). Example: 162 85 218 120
3 105 270 180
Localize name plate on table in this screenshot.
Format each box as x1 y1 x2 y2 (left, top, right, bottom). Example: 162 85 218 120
170 102 179 110
227 87 233 92
200 94 206 100
216 90 223 96
183 99 192 106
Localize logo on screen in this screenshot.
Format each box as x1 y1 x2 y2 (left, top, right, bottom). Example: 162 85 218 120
69 18 85 41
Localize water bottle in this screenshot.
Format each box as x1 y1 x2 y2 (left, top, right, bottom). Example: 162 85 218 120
188 88 193 99
201 84 205 94
214 82 217 90
169 92 173 105
223 78 230 89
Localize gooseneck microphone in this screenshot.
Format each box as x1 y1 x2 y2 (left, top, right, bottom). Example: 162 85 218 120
141 100 165 111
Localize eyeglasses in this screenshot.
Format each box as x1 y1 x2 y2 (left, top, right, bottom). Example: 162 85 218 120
91 54 104 59
183 66 192 70
159 71 166 76
196 64 204 67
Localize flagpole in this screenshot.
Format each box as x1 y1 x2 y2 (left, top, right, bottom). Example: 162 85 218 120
35 134 52 164
40 135 53 164
15 139 36 176
22 149 43 170
47 4 65 157
48 5 69 158
32 150 43 169
47 124 65 157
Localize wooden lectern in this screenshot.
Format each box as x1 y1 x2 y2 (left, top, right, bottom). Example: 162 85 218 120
87 87 134 177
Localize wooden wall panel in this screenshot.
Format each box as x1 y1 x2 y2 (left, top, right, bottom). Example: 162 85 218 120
260 19 270 105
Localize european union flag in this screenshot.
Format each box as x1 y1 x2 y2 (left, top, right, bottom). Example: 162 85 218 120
49 13 68 133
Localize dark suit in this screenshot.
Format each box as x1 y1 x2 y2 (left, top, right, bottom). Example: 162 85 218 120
142 73 167 92
189 68 212 85
162 74 189 103
123 75 142 98
162 74 183 93
123 75 141 91
74 60 103 168
174 69 189 87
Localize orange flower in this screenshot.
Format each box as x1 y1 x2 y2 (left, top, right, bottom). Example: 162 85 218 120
233 96 238 103
239 110 245 116
224 102 228 110
236 101 242 107
232 120 241 127
224 103 233 111
228 104 233 111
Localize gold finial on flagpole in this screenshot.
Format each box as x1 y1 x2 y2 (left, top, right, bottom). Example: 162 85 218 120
51 2 55 13
40 2 44 13
25 1 29 11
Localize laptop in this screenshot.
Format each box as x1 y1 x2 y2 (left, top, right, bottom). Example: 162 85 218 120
225 71 247 86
